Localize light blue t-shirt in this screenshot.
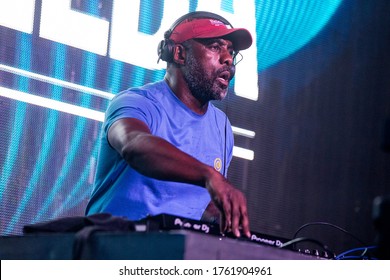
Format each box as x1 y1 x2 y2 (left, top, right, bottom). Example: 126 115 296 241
85 80 233 221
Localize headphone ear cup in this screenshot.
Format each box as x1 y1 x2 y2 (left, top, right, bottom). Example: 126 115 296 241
157 39 175 63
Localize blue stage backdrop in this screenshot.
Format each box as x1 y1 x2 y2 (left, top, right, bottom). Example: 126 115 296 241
1 0 389 256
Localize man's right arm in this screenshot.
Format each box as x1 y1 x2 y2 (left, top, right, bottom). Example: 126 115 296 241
108 117 250 238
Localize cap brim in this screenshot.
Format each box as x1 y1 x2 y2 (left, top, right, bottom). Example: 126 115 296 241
195 28 252 51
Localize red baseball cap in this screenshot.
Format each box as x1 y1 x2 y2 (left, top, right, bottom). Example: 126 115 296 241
169 18 252 51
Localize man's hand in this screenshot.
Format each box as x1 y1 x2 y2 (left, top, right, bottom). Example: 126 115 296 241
205 171 250 238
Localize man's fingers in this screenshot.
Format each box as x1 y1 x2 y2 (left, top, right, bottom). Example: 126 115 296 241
221 195 232 233
231 199 241 237
240 204 251 238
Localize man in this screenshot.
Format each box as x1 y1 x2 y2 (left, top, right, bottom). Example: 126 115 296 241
86 11 253 238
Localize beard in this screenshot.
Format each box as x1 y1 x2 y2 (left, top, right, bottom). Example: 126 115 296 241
182 53 234 104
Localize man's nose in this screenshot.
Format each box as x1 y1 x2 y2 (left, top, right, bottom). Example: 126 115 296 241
220 48 234 66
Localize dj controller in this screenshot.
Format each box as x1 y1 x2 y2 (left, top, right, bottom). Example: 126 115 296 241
137 214 334 259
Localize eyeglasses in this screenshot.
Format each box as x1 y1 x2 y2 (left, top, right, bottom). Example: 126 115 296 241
188 38 244 66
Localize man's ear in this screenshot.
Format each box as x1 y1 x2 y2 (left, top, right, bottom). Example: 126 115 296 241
173 44 186 65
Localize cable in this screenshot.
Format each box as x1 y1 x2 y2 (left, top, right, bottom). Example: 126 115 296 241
279 237 336 258
280 237 328 249
335 245 378 260
223 113 227 177
291 221 377 259
293 222 369 247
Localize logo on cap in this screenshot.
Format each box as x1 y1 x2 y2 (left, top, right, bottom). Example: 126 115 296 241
209 19 225 26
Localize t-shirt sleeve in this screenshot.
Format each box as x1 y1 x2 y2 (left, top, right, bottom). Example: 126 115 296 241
103 91 159 135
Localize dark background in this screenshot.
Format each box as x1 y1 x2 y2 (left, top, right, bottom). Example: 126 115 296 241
225 0 390 254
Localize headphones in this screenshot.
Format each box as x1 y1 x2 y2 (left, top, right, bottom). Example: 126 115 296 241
157 11 234 63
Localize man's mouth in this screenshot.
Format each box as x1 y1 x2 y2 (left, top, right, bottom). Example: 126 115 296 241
216 70 231 88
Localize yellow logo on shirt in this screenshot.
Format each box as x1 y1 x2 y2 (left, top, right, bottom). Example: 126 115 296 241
214 158 222 172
